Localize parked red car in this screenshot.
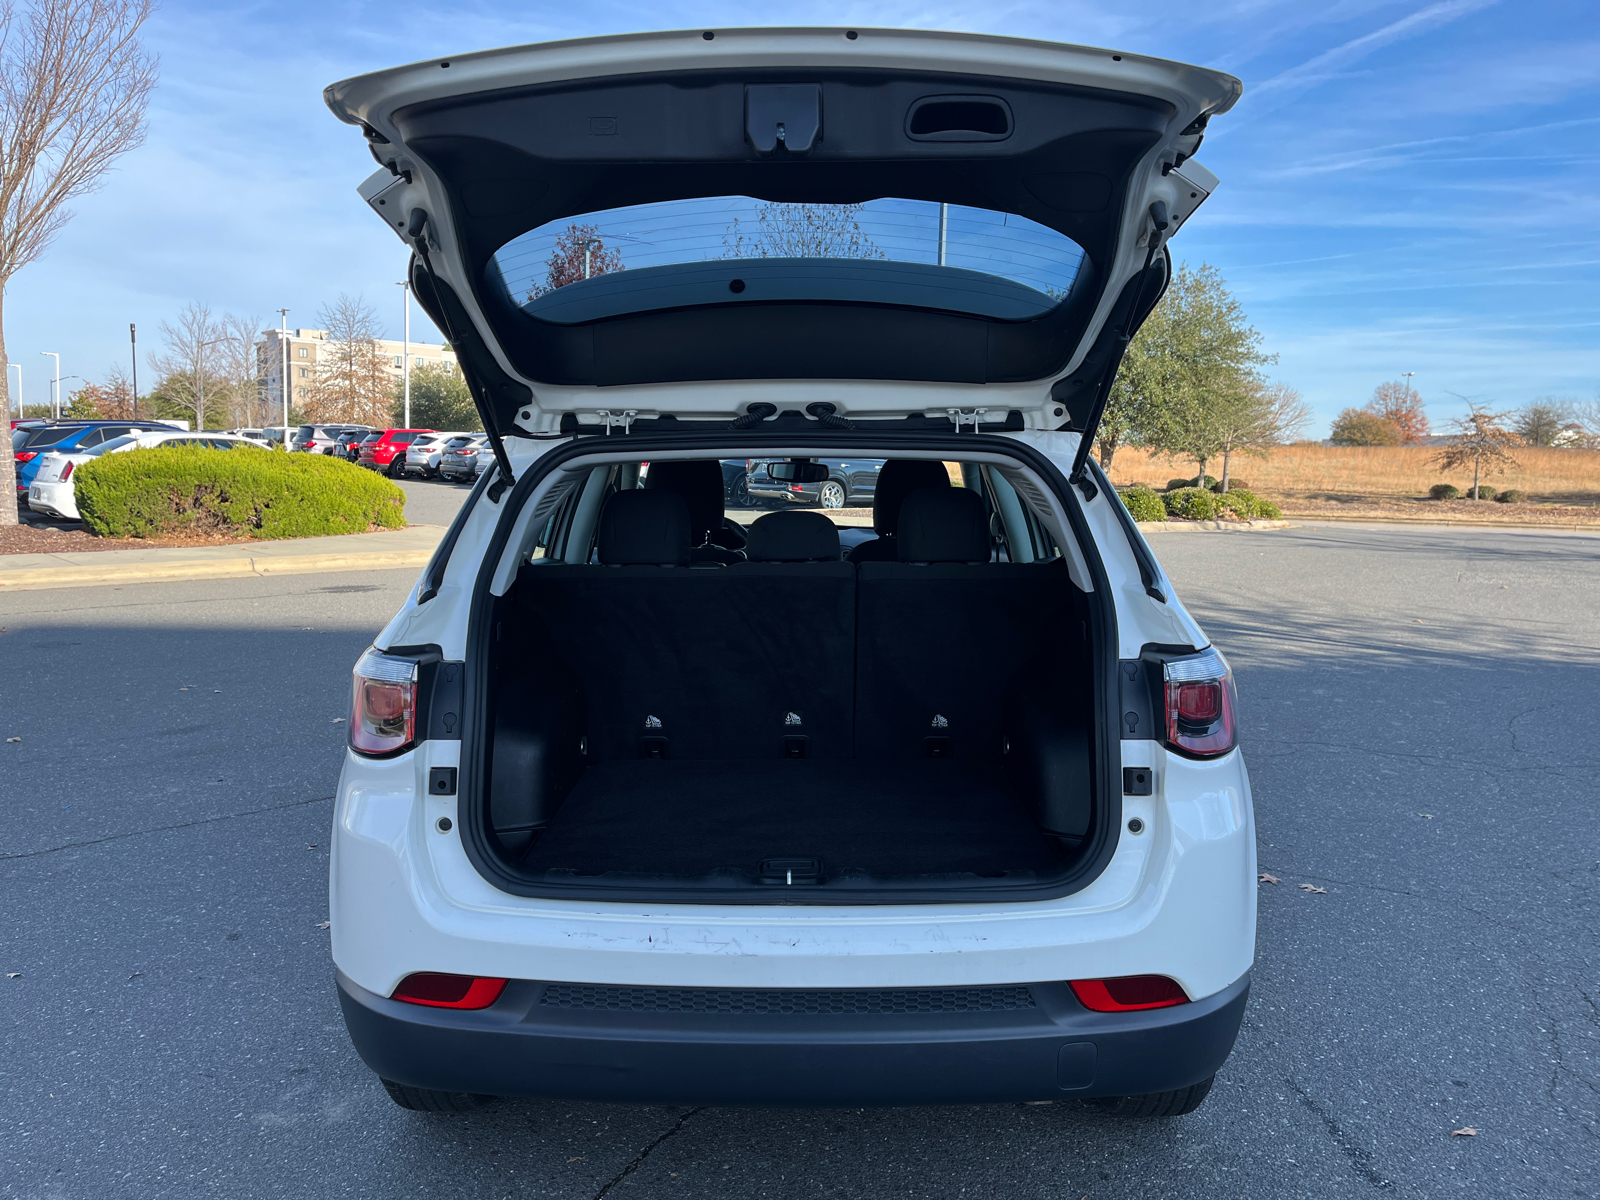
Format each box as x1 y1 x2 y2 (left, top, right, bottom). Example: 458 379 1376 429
356 428 433 476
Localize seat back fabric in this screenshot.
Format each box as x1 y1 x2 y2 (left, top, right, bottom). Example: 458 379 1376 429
597 488 691 565
897 486 992 563
744 510 841 562
847 459 951 562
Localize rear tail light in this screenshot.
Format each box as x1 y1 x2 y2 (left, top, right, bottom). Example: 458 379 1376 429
349 648 418 756
391 973 507 1010
1070 975 1190 1012
15 451 37 463
1162 648 1237 758
61 461 74 480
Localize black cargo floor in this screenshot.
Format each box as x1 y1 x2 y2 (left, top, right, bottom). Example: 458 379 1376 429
518 759 1067 880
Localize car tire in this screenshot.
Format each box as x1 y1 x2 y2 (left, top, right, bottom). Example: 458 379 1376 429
819 480 847 509
379 1078 495 1113
1089 1074 1215 1118
729 475 753 508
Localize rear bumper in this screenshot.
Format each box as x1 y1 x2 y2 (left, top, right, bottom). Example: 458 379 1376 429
336 971 1248 1106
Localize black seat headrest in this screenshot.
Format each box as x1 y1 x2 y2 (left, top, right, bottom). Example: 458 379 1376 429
897 487 992 564
744 510 841 562
870 460 951 536
597 489 691 565
645 459 725 546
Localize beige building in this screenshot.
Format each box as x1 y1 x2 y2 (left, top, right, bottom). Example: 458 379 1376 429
259 328 459 417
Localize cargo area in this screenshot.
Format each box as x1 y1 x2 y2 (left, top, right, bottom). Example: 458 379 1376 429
478 456 1106 899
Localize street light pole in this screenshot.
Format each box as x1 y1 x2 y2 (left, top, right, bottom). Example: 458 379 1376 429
41 352 60 419
582 237 603 280
938 202 948 266
396 279 411 427
130 324 139 420
7 363 19 420
278 309 290 448
1401 371 1416 403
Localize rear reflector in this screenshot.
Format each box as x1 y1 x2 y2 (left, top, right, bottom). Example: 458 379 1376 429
391 972 507 1009
1069 975 1189 1012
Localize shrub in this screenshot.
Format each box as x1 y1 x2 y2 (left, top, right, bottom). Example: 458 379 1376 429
1162 487 1220 520
1255 497 1282 519
1471 485 1497 502
1212 478 1249 494
74 445 406 540
1428 483 1460 500
1165 478 1193 493
1495 488 1526 504
1217 488 1263 519
1118 485 1166 523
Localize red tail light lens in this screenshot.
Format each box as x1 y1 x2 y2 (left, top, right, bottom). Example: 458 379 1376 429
1163 649 1238 758
349 648 417 756
15 451 37 463
392 973 507 1009
1070 975 1190 1012
61 461 74 480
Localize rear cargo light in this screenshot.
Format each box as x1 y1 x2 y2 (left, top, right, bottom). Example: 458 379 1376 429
391 972 507 1009
349 648 418 756
1162 648 1238 758
1070 975 1190 1012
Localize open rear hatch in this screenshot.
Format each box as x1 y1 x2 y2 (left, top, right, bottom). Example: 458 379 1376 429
327 30 1238 902
325 27 1239 447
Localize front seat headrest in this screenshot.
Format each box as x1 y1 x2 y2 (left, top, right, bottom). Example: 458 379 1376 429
897 487 992 564
871 460 951 536
597 489 691 565
645 459 726 546
744 510 841 562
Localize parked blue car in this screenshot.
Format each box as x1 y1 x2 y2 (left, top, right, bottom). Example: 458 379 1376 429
12 421 171 502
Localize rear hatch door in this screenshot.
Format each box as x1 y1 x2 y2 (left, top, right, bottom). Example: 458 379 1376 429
325 28 1238 439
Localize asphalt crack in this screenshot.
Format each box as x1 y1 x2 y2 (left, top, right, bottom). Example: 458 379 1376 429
0 794 334 861
1290 1078 1394 1190
592 1107 704 1198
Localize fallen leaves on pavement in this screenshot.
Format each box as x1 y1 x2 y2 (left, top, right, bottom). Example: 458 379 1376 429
1259 872 1281 885
316 920 331 930
5 972 20 979
5 737 19 743
1299 883 1328 894
1451 1126 1477 1137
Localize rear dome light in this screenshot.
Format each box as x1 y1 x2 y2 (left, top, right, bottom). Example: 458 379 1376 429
349 648 418 756
392 972 507 1009
1070 975 1189 1012
1162 648 1238 758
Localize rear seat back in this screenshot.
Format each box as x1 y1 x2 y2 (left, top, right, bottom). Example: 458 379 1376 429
856 487 1067 760
517 492 854 760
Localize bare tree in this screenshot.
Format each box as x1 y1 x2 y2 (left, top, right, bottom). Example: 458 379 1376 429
724 202 885 260
213 311 264 427
149 302 226 430
526 223 624 300
1215 380 1310 492
1434 403 1520 500
0 0 158 524
298 294 393 426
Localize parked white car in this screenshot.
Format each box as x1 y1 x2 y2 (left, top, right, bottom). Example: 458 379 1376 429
27 430 267 519
404 431 472 478
327 28 1252 1117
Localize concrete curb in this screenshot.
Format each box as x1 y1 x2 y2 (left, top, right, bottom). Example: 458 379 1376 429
1135 519 1293 533
0 527 444 592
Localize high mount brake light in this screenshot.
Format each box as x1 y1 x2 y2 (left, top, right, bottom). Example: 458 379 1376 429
1162 649 1238 758
1070 975 1190 1012
391 972 507 1009
350 648 418 756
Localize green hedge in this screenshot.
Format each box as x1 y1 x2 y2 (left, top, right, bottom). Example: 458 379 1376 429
1429 483 1460 500
1163 487 1220 520
1496 488 1526 504
74 445 406 540
1118 485 1166 523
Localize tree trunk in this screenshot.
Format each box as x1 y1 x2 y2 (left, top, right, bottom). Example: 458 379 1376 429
0 286 17 526
1220 446 1233 493
1097 433 1118 471
1472 454 1481 500
1195 456 1207 488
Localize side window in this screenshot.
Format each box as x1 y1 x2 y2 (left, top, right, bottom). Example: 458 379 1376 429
75 429 106 448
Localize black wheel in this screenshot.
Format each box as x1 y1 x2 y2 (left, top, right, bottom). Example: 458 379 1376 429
380 1078 495 1112
388 459 403 478
729 474 753 508
1090 1074 1215 1117
818 479 847 509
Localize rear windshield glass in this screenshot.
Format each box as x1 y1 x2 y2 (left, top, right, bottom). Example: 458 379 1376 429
490 197 1086 325
20 426 87 450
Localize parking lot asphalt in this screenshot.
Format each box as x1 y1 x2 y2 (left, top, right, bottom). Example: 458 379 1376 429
2 518 1596 1199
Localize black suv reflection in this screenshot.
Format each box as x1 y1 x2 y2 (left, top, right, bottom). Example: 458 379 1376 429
744 458 884 510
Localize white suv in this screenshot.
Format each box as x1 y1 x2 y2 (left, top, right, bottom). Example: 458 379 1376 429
326 28 1254 1117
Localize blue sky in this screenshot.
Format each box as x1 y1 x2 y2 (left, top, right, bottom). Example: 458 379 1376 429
8 0 1597 433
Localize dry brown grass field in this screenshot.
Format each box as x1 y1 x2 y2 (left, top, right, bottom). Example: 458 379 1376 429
1106 444 1600 509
